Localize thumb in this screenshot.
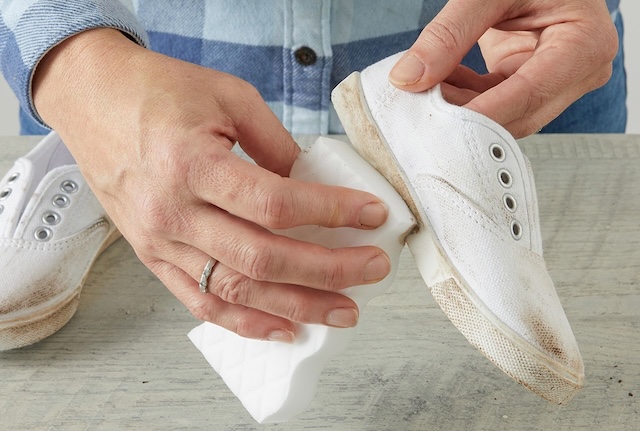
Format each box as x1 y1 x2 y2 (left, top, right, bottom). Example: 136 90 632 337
389 0 503 91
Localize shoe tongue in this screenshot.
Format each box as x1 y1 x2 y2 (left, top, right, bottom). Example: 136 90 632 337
0 158 35 238
31 136 76 183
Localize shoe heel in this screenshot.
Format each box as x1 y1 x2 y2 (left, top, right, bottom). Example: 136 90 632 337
333 74 449 293
332 73 423 227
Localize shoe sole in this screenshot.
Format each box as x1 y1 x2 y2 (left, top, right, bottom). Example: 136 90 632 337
332 72 583 404
0 220 121 351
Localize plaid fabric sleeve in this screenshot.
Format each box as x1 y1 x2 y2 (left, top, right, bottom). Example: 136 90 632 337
0 0 149 128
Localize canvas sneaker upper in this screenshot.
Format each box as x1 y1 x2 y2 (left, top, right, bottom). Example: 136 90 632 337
332 52 584 403
0 132 117 342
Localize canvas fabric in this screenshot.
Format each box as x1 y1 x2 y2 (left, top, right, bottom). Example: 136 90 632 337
359 52 581 366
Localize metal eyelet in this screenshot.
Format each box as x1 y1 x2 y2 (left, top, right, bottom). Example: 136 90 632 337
490 143 506 162
0 188 11 200
52 194 70 208
34 227 53 241
510 220 523 240
42 211 61 225
503 194 517 213
60 180 78 193
8 173 19 183
498 169 512 188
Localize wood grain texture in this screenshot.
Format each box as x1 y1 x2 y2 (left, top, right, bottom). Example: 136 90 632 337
0 135 638 431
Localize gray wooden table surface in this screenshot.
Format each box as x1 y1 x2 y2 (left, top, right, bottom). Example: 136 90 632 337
1 135 638 431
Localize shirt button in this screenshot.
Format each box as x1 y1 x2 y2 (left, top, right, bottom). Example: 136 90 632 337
294 46 317 66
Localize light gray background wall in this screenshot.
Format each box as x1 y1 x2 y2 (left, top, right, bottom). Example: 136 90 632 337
0 2 638 135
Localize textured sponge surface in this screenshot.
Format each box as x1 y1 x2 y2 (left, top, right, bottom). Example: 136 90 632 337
188 137 415 423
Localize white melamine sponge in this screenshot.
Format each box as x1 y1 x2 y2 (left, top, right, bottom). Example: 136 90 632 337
188 137 415 423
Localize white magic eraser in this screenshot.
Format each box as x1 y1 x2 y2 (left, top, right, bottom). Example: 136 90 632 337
188 137 415 423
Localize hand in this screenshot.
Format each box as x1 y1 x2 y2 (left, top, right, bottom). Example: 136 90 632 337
389 0 618 138
32 29 391 342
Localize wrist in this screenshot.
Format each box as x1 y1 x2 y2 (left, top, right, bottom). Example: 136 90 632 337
32 28 146 132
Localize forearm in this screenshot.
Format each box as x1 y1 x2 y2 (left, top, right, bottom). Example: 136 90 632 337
0 0 148 128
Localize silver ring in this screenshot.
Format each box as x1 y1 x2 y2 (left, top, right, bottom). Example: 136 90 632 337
199 258 217 294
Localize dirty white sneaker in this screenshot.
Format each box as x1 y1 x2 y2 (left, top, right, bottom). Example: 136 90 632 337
332 53 584 404
0 132 120 351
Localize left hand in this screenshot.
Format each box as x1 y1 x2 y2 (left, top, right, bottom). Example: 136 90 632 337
389 0 618 138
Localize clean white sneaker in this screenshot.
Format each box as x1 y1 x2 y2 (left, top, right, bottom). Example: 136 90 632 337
332 53 584 404
0 132 120 351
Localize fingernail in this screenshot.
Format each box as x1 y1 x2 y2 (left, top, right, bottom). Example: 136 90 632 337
268 329 295 343
358 203 388 227
389 53 425 86
326 308 359 328
364 253 390 282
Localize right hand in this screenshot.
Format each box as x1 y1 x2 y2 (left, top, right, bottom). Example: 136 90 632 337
389 0 618 138
32 29 391 343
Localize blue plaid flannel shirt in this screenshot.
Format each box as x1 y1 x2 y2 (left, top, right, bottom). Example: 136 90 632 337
0 0 623 135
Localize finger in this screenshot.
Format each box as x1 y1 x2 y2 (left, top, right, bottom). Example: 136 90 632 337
389 0 506 91
215 77 300 177
439 67 504 106
499 77 592 138
149 259 298 342
443 65 504 94
463 45 609 137
477 29 538 74
146 241 361 327
187 143 388 230
463 73 557 138
439 82 479 107
206 262 359 327
179 204 391 291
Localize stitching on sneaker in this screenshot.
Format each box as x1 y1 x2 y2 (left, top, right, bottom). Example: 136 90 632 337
371 84 396 118
365 78 534 248
414 175 505 241
464 121 495 207
415 175 543 268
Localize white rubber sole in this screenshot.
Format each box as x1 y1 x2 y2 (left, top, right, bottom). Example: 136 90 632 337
332 72 583 404
0 221 121 351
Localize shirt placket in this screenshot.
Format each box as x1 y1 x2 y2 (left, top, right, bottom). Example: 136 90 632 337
282 0 332 135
